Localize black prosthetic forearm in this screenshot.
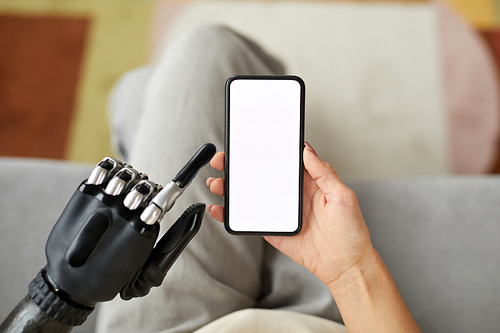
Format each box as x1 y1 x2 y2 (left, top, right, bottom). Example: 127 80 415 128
0 294 74 333
0 143 216 333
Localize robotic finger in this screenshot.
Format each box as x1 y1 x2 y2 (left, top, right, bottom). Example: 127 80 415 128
121 203 206 300
124 180 162 211
86 157 123 186
141 142 218 225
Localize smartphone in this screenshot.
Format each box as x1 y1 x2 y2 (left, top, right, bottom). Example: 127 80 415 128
224 75 305 235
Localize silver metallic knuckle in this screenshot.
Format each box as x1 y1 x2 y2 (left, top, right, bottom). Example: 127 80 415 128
87 157 124 185
152 181 184 214
123 180 158 210
140 204 163 225
139 181 184 225
104 167 141 196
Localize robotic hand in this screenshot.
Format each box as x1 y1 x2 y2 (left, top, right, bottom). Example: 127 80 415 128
0 143 216 333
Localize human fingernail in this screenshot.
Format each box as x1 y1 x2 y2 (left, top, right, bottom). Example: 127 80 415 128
206 204 213 212
206 177 215 186
304 141 317 156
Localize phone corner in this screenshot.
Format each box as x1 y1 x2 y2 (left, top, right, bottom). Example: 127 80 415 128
225 75 240 88
290 223 303 236
224 222 238 235
288 75 305 88
223 216 232 233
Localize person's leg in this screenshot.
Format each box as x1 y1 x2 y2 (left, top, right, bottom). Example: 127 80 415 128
258 243 342 323
98 24 340 333
107 65 154 160
97 24 283 333
107 26 285 165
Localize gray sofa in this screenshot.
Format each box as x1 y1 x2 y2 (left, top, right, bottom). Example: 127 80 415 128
0 158 97 333
1 157 499 332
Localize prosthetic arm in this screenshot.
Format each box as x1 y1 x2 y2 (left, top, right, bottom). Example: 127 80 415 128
0 143 217 333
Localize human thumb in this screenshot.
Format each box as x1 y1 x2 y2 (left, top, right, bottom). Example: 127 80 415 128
303 142 343 192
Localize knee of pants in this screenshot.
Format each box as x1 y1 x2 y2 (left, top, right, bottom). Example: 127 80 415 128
171 23 285 75
173 23 243 56
183 23 236 38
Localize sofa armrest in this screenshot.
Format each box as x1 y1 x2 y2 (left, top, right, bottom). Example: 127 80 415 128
349 176 500 332
0 157 96 333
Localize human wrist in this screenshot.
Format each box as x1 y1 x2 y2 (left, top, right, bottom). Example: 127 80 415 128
325 246 381 297
326 247 421 332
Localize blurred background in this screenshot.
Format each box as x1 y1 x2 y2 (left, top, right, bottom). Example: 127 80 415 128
2 3 499 331
1 0 500 176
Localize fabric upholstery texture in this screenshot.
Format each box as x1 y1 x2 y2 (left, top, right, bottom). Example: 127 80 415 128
0 158 96 333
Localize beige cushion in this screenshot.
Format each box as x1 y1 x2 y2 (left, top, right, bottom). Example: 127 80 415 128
194 309 347 333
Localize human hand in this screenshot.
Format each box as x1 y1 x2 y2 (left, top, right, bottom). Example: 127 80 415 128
206 142 375 291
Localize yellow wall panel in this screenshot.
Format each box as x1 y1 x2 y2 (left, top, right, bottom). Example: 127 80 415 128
446 0 496 28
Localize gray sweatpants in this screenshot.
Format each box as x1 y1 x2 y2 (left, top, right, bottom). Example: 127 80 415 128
97 25 340 333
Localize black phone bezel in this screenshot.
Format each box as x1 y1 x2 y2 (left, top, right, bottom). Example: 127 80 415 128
224 75 305 236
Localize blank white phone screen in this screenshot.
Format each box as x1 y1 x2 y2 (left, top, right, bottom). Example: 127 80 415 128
228 78 302 233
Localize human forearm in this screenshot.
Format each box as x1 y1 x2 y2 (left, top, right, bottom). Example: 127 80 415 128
328 248 421 333
206 147 420 331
